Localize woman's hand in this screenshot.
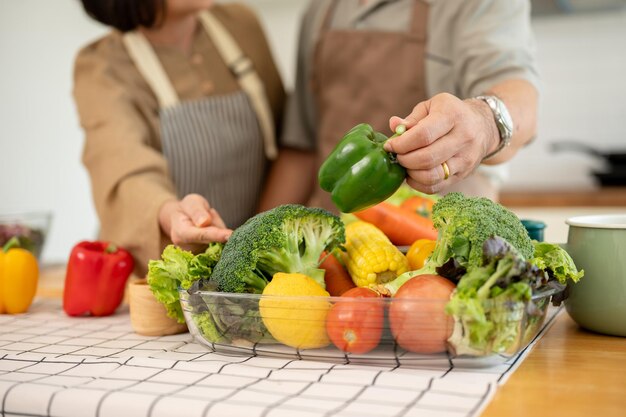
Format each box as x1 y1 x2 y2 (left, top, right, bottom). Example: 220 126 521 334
385 93 500 194
158 194 232 250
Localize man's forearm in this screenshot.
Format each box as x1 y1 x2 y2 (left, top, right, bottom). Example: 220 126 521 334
258 148 317 212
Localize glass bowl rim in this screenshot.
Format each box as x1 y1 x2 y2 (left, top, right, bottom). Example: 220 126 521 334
0 210 53 223
179 285 561 303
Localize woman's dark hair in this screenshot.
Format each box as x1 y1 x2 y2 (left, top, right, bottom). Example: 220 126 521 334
80 0 166 32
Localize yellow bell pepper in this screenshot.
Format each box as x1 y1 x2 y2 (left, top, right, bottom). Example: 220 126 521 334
406 239 436 270
0 237 39 314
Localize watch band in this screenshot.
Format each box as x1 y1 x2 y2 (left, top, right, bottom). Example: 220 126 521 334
475 95 514 160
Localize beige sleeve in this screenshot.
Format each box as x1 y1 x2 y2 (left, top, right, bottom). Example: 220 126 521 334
73 44 176 277
451 0 540 98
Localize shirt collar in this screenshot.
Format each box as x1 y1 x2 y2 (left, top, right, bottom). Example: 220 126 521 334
349 0 400 25
347 0 436 24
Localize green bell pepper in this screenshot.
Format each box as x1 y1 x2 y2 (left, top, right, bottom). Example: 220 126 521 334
318 123 406 213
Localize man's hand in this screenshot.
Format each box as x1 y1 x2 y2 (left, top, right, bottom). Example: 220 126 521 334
385 93 500 194
158 194 232 251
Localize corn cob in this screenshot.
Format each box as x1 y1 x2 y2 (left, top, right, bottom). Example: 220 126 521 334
344 221 409 287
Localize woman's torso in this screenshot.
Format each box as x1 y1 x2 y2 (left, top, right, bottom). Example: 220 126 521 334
76 4 285 228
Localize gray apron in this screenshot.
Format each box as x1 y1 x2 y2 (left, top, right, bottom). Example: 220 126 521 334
122 11 277 228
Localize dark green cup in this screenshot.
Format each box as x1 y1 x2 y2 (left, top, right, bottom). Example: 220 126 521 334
521 219 546 242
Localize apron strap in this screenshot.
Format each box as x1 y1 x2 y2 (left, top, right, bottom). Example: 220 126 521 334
122 32 180 109
409 0 429 39
199 11 278 160
320 0 338 32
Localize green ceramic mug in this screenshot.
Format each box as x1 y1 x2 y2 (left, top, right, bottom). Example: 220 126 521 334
564 214 626 337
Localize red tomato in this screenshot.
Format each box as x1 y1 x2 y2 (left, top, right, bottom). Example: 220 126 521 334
326 287 384 354
389 274 455 354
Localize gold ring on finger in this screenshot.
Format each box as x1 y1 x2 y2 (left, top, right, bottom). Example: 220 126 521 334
442 161 450 181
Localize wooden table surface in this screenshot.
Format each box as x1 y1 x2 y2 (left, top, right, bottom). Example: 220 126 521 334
36 265 626 417
482 312 626 417
495 193 626 416
500 187 626 207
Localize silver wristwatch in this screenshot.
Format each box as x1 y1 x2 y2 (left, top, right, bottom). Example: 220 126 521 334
475 95 514 160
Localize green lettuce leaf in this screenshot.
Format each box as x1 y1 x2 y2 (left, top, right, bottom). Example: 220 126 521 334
446 237 536 356
192 311 228 344
147 244 223 323
531 242 584 284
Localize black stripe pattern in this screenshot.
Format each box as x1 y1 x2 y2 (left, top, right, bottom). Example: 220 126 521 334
160 91 266 229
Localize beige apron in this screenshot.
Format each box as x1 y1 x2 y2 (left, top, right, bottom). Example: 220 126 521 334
311 0 496 211
122 11 277 228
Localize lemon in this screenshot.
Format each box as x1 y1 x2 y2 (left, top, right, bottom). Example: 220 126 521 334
259 273 331 349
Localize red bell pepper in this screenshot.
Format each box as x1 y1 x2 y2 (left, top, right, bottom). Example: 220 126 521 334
63 241 134 316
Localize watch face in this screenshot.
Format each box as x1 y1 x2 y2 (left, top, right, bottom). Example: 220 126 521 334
498 102 514 134
478 95 513 159
492 97 513 140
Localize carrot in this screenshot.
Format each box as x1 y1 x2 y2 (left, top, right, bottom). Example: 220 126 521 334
320 252 355 296
400 196 435 219
354 202 438 246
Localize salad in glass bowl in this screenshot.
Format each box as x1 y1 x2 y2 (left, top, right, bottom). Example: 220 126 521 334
0 211 52 260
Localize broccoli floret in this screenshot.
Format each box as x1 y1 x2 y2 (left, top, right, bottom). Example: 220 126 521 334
428 192 533 268
210 204 345 293
380 192 533 295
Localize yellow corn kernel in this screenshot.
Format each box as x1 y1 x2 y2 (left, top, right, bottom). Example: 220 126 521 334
344 221 409 288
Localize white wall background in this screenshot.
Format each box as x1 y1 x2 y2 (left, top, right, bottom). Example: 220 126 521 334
1 1 625 265
506 6 626 190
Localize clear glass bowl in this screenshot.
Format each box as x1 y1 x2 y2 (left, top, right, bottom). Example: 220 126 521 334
180 286 561 368
0 211 52 260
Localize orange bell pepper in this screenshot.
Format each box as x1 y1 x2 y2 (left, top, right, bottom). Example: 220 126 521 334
0 237 39 314
406 239 437 270
400 196 435 219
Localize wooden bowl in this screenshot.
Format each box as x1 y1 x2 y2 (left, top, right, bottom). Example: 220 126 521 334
128 279 187 336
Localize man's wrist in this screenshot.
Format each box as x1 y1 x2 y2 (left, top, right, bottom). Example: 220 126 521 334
473 95 514 161
466 98 501 159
